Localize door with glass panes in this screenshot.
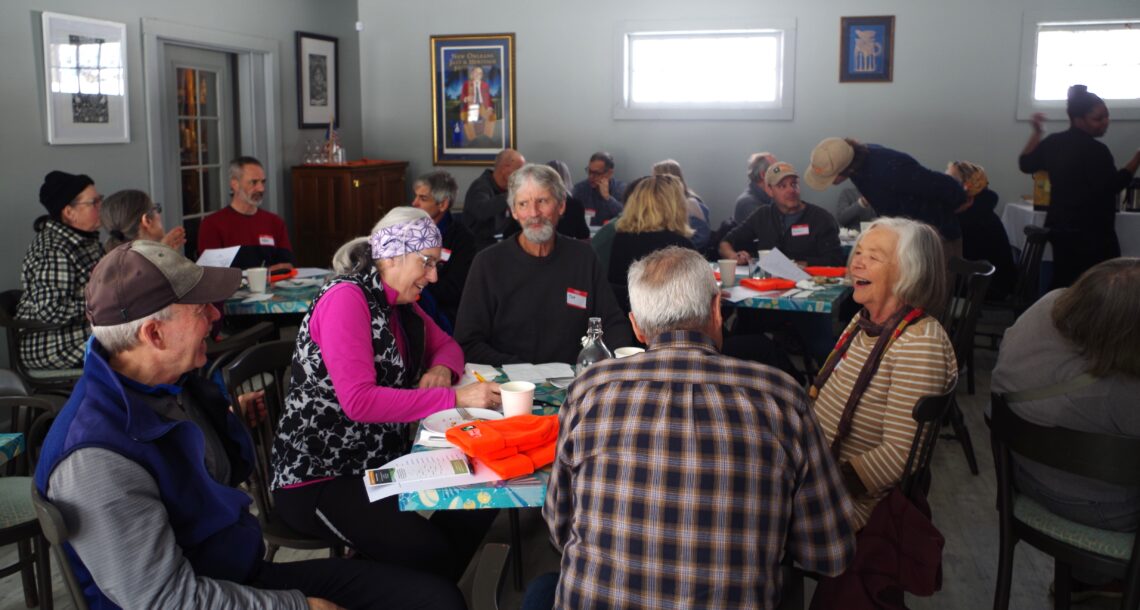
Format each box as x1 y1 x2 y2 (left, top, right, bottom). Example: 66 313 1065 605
162 46 236 260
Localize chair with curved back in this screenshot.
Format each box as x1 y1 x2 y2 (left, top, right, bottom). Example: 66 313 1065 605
990 392 1140 610
977 225 1051 352
0 289 82 396
222 339 343 561
939 257 995 476
202 320 276 381
0 369 61 610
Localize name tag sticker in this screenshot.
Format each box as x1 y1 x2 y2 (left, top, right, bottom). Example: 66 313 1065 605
566 288 588 309
258 234 276 247
791 224 810 237
441 248 452 262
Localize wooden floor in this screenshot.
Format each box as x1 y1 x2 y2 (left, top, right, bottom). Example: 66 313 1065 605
0 348 1123 609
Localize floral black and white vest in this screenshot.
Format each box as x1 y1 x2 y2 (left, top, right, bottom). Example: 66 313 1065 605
271 266 425 489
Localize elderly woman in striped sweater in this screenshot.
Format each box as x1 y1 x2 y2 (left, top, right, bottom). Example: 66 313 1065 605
808 217 957 529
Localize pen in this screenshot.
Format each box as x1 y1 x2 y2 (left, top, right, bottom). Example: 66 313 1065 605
473 371 487 383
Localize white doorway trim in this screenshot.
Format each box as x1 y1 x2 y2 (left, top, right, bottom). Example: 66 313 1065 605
141 18 283 215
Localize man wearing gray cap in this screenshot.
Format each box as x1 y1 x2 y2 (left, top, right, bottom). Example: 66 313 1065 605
17 170 105 370
34 241 464 610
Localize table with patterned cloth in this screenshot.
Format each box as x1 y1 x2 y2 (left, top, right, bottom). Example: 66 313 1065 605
0 433 25 467
732 282 852 314
222 278 327 316
398 373 565 512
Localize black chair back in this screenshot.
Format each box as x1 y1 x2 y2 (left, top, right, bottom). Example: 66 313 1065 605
0 289 80 395
900 378 959 500
1011 226 1049 313
990 392 1140 609
30 486 90 610
203 321 276 380
941 257 995 367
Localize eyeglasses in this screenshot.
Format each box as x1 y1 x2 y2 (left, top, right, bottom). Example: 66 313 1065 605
152 203 163 214
413 252 443 270
585 168 609 178
72 194 104 208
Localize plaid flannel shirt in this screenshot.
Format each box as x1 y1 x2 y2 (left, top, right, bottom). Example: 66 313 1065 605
544 330 856 609
17 219 103 369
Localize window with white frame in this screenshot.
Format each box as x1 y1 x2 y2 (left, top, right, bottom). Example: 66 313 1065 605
615 19 796 120
1018 14 1140 120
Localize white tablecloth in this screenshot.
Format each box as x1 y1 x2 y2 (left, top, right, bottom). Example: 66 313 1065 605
1000 201 1140 261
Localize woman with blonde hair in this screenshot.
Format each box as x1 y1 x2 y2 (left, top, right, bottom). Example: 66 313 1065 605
608 174 697 311
100 189 186 250
652 159 711 249
271 206 500 582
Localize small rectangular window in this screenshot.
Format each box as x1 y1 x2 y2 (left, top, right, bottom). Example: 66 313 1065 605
615 19 795 120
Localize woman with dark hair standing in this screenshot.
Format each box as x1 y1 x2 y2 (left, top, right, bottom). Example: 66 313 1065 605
101 189 187 250
1019 84 1140 288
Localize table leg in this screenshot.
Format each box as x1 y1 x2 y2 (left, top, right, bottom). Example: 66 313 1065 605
509 508 523 590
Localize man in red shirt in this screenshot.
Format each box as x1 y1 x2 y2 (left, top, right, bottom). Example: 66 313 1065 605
197 156 294 270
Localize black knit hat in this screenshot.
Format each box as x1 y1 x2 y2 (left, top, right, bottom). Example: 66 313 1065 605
39 170 94 221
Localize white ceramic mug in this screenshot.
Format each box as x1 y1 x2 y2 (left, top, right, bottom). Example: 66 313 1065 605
247 267 268 293
718 259 737 287
500 381 535 417
614 346 645 358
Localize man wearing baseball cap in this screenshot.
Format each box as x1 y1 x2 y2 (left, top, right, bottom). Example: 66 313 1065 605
804 137 966 257
34 241 464 609
718 161 844 267
16 170 105 371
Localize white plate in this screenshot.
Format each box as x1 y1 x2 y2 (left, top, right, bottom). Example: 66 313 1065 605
274 278 323 290
548 376 575 389
422 408 504 435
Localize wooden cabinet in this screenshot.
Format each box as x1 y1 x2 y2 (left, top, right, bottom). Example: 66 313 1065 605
291 160 408 267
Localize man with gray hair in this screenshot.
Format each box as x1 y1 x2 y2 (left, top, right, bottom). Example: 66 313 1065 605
454 163 631 365
462 148 526 250
34 241 465 609
198 156 294 270
733 151 777 222
544 246 856 608
411 169 475 324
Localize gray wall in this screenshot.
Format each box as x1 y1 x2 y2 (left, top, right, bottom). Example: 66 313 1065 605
358 0 1139 224
0 0 362 290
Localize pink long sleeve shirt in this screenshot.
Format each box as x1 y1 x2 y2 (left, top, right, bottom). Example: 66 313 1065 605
308 282 463 423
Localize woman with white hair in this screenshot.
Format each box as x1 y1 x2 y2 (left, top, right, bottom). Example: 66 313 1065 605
271 206 500 582
809 217 957 529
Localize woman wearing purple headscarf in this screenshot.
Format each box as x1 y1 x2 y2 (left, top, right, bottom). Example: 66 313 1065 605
271 206 500 583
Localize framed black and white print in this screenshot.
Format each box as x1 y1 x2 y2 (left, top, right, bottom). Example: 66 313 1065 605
296 31 339 129
41 12 129 144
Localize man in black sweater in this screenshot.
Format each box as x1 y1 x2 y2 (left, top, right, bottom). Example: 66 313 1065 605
462 148 525 250
411 170 475 326
455 164 632 365
719 162 844 267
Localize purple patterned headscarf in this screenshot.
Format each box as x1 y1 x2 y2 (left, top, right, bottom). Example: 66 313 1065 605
368 216 442 260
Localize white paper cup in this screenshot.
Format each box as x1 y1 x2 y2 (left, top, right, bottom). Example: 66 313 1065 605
500 381 535 417
614 346 645 358
718 259 737 287
247 267 268 293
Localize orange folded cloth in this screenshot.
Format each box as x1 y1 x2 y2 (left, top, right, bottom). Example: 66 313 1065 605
445 414 559 479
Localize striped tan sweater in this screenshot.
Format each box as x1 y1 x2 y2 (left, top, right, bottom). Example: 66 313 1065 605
811 314 957 529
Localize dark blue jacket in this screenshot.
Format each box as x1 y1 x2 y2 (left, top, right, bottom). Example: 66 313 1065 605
851 144 966 240
35 339 262 609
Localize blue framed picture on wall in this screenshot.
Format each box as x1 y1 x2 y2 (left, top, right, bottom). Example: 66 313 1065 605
839 16 894 83
430 33 516 165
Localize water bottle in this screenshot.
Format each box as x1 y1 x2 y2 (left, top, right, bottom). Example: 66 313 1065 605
575 317 612 376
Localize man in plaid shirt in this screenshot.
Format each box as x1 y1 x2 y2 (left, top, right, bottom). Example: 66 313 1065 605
18 171 105 370
544 246 856 608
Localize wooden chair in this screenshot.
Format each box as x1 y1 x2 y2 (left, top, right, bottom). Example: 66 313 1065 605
0 370 61 610
990 393 1140 610
471 543 511 610
30 486 90 610
222 339 343 561
977 225 1050 351
939 257 994 476
0 290 81 396
202 320 276 381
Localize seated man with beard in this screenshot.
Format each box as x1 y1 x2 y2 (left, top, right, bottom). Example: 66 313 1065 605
198 156 294 271
454 164 632 365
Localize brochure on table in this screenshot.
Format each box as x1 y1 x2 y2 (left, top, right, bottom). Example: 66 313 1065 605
362 448 502 502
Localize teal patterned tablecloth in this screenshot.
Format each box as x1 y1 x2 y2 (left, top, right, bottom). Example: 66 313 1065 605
223 281 326 315
0 433 25 467
732 282 851 313
398 374 565 512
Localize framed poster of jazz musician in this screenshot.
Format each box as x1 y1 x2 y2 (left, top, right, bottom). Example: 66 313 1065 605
840 16 895 83
430 33 516 165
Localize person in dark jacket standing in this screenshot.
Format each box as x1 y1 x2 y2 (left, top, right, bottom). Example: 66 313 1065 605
1018 84 1140 288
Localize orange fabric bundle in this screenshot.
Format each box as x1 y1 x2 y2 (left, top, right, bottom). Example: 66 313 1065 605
445 414 559 479
803 266 847 278
739 278 796 292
